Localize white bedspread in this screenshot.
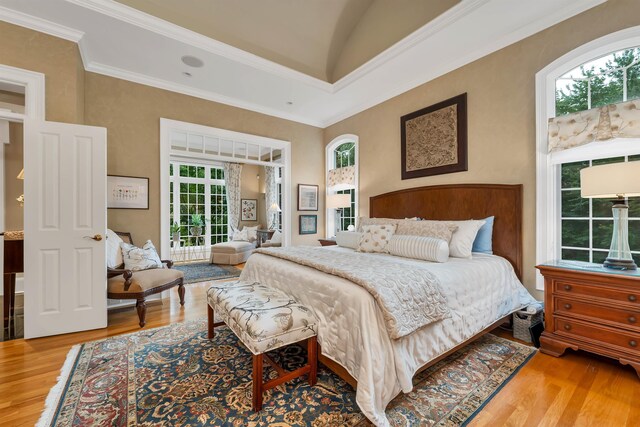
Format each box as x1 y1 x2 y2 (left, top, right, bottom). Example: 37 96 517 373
240 247 536 427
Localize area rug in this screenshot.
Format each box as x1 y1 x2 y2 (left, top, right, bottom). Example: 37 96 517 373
38 320 535 427
174 262 241 284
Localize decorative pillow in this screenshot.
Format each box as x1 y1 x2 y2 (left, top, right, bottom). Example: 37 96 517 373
232 228 249 241
388 235 449 263
270 230 283 244
357 224 397 253
472 216 495 254
244 225 259 242
106 229 124 269
335 231 362 249
448 219 487 258
396 219 458 242
121 240 163 271
357 217 399 232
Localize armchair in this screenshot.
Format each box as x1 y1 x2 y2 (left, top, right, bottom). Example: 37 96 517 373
107 231 185 327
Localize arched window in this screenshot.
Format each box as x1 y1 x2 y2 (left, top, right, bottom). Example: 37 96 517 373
536 28 640 289
326 135 359 238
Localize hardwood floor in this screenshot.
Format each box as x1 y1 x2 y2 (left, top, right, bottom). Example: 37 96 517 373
1 280 638 426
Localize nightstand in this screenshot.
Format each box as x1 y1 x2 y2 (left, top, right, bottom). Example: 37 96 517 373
318 238 337 246
537 260 640 378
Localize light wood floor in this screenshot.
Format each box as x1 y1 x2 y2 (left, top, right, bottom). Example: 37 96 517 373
1 280 639 427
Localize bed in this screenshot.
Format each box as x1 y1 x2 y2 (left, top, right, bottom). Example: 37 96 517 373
239 184 536 426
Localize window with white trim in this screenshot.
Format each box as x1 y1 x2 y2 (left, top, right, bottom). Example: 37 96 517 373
537 44 640 278
326 135 358 237
169 162 228 260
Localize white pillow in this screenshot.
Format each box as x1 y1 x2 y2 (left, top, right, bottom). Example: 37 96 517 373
270 230 282 244
448 219 486 258
232 228 249 241
357 224 396 253
106 229 124 269
244 225 259 242
121 240 163 271
336 231 362 249
388 235 449 263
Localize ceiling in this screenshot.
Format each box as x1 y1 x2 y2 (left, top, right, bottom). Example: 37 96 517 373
0 0 606 127
114 0 460 83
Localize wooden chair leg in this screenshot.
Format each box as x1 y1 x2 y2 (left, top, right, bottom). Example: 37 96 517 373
252 353 264 411
308 336 317 386
207 304 214 339
177 282 185 306
135 298 147 328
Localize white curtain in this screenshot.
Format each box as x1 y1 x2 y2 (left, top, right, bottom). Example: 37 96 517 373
264 166 279 229
223 162 243 237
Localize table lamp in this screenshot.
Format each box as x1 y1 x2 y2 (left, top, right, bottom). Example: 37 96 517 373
326 194 351 237
580 161 640 270
268 203 281 230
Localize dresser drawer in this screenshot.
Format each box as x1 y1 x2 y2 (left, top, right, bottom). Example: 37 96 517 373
554 317 640 354
555 297 640 331
553 280 640 305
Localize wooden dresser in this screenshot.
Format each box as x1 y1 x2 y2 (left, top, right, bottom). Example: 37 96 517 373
537 261 640 378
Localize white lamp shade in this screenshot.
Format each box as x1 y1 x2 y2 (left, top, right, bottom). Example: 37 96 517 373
580 161 640 198
268 203 281 212
326 194 351 209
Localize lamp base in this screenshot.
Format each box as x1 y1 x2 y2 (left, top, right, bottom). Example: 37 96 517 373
603 258 637 270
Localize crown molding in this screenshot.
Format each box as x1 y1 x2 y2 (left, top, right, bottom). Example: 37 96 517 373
65 0 334 93
0 5 84 42
84 61 324 128
331 0 486 91
320 0 608 127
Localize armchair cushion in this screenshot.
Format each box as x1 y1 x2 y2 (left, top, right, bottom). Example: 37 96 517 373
121 240 163 271
108 268 184 294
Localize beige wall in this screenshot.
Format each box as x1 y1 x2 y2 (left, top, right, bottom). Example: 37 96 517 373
325 0 640 298
0 21 85 124
83 73 324 247
4 123 24 231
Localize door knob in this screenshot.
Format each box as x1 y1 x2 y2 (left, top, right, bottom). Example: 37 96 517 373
84 234 103 241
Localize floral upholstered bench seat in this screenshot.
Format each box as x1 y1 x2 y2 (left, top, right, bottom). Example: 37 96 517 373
207 281 318 411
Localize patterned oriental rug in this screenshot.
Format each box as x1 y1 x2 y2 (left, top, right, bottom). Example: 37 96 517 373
38 320 535 427
174 262 242 284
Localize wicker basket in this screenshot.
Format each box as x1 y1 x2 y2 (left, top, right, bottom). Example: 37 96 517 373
513 310 543 343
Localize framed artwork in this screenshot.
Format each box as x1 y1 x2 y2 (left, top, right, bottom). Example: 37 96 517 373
107 175 149 209
241 199 258 221
298 184 318 211
400 93 468 180
299 215 318 235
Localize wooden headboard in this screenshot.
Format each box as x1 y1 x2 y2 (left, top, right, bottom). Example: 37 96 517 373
370 184 523 279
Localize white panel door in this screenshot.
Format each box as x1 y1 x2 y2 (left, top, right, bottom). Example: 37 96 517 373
24 120 107 339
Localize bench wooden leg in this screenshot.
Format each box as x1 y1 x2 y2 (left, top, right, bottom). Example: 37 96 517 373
135 298 147 328
207 304 214 339
252 353 264 411
308 336 317 386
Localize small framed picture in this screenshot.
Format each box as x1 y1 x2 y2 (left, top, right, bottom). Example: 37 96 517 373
107 175 149 209
298 184 318 211
299 215 318 235
241 199 257 221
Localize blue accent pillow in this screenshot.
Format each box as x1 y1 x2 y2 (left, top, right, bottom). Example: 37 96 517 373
472 216 494 254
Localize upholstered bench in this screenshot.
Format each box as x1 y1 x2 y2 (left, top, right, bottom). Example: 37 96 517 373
210 241 256 265
207 281 318 411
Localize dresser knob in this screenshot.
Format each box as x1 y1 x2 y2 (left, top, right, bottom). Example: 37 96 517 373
630 340 638 347
564 303 572 310
629 316 637 324
564 324 572 331
564 285 572 291
630 295 638 302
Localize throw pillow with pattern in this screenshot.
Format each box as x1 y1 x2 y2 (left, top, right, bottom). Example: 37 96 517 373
121 240 163 271
395 219 458 242
357 224 397 253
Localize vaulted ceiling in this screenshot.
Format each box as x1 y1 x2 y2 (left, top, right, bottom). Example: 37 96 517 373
115 0 460 83
0 0 607 127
